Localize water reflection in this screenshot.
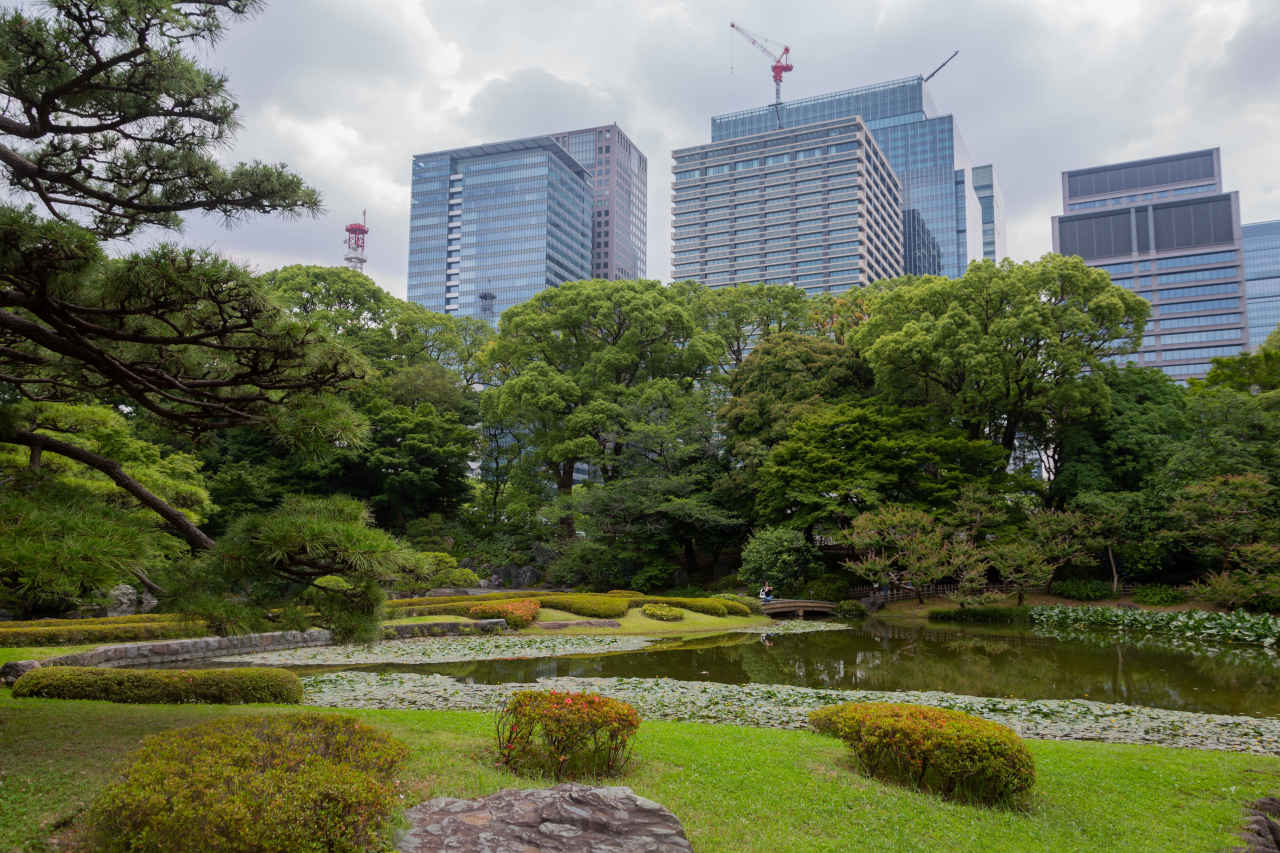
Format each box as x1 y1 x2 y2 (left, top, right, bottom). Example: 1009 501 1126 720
292 621 1280 717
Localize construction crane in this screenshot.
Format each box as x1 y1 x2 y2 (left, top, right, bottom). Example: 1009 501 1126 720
923 50 959 83
730 21 793 127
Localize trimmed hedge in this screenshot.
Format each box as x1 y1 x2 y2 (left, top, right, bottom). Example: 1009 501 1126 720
468 598 540 628
629 596 749 617
0 613 178 629
928 606 1030 626
640 603 684 622
810 702 1035 808
496 690 640 780
713 592 764 615
538 594 631 619
12 666 302 704
87 713 407 853
605 590 645 597
0 620 208 647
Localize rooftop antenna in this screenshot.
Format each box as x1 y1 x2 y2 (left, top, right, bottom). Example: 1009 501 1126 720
923 50 959 83
344 210 368 273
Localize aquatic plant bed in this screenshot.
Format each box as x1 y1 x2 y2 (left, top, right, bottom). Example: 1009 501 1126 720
301 672 1280 755
734 620 852 635
215 634 654 666
1030 605 1280 646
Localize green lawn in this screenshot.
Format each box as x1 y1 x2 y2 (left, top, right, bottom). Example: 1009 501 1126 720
0 646 99 665
1 691 1274 852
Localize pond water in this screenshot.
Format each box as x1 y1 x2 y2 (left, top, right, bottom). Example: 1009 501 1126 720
213 621 1280 718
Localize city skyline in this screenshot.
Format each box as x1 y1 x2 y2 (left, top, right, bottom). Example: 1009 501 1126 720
114 0 1279 301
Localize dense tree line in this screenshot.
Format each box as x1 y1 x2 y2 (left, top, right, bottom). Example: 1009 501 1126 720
2 0 1277 631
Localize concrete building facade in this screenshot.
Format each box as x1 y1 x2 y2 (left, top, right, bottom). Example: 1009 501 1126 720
670 115 904 295
407 136 592 323
1051 149 1247 380
549 124 647 281
704 77 993 278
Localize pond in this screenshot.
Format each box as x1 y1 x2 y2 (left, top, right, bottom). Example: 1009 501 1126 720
203 620 1280 718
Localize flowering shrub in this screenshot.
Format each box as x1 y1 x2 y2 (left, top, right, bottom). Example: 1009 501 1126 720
87 713 407 852
640 603 684 622
12 666 302 704
810 702 1035 808
468 598 540 628
495 690 640 780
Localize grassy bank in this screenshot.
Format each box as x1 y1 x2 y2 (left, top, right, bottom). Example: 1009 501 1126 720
0 645 100 665
1 692 1274 852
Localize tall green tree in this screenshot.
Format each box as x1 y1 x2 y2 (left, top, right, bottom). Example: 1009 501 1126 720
854 256 1149 463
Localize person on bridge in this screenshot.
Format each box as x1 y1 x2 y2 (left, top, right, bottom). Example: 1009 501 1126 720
759 582 774 603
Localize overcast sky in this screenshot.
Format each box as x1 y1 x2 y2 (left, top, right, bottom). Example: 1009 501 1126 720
148 0 1280 298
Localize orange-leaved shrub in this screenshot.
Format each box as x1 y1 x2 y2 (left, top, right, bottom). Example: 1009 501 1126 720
496 690 640 780
468 598 540 628
809 702 1035 808
87 713 408 853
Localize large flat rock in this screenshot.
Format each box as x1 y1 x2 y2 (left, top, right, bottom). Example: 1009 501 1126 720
398 783 692 852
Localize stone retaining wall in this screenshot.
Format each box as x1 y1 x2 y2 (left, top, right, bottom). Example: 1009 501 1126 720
39 620 507 668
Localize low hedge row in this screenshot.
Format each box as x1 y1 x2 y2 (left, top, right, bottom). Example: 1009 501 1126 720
628 596 751 617
928 606 1030 625
0 613 178 629
12 666 302 704
468 599 541 628
810 702 1035 808
538 594 631 619
87 713 407 852
640 603 684 622
712 593 764 615
0 620 208 647
496 690 640 780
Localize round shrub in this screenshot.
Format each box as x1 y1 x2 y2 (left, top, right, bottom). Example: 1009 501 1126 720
468 598 540 628
809 702 1035 808
87 713 407 853
12 666 302 704
641 603 684 622
1132 584 1188 606
496 690 640 781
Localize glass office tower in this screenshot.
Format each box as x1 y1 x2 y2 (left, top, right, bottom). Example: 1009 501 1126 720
971 164 1005 261
707 77 992 277
407 136 591 323
1051 148 1246 379
1244 220 1280 349
670 116 904 294
550 124 647 281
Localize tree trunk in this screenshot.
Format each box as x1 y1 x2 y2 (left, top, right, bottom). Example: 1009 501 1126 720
27 444 41 470
1107 546 1119 594
676 538 696 588
554 462 576 539
8 428 215 552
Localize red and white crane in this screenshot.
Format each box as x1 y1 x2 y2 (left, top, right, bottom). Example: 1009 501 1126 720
730 21 794 118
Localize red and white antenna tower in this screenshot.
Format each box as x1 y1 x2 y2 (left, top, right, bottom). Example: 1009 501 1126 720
344 210 369 273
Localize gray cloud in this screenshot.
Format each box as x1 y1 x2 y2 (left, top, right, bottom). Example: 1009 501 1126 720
122 0 1278 298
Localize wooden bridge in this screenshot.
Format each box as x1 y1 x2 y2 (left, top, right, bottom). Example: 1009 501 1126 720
761 599 837 618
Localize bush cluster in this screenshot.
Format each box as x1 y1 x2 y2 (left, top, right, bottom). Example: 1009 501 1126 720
928 606 1030 626
1050 579 1117 601
802 574 856 603
832 599 869 622
712 592 764 615
538 594 631 619
12 666 302 704
0 620 208 647
0 613 177 629
1131 584 1189 606
468 598 540 628
628 596 751 617
495 690 640 780
87 713 407 853
810 702 1035 808
605 589 645 597
640 603 684 622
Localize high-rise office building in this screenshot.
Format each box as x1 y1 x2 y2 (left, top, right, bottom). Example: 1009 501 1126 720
670 115 904 295
971 164 1005 262
407 136 591 322
550 124 647 280
704 76 992 278
1244 220 1280 349
1051 148 1246 380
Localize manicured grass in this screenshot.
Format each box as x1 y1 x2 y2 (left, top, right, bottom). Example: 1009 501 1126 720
382 614 483 626
525 606 772 635
1 691 1274 852
0 645 99 665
